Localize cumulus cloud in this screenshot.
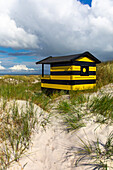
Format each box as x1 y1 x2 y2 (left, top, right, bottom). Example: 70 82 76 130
0 61 5 70
0 0 113 59
0 65 5 70
9 64 34 71
0 0 39 49
0 14 39 49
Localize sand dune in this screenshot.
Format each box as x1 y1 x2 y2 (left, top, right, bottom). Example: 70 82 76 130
8 84 113 170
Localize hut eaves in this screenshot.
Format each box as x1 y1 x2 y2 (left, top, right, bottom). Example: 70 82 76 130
36 51 101 64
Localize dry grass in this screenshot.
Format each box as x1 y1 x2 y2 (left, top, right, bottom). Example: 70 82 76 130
96 61 113 88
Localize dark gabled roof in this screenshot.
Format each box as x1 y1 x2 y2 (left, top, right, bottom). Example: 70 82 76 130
36 51 101 64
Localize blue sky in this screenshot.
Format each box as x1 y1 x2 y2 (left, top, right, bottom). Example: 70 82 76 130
79 0 92 7
0 0 113 74
0 46 38 74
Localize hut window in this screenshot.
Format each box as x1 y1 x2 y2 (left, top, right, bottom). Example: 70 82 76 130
44 64 50 76
81 66 89 76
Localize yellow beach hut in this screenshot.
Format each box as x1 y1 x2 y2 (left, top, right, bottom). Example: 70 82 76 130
36 51 101 91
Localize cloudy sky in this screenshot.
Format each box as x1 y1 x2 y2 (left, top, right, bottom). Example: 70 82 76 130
0 0 113 74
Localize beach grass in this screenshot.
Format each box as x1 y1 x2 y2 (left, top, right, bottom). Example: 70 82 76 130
0 100 38 169
0 60 112 107
69 90 87 106
0 60 113 169
57 100 85 131
90 94 113 124
75 131 113 169
96 61 113 88
57 101 72 114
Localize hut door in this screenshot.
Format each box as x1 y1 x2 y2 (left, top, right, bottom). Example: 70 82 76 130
81 66 89 76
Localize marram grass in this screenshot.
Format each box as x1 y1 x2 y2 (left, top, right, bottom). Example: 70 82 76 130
90 94 113 123
0 100 38 169
96 61 113 88
57 100 85 131
0 59 112 169
75 131 113 169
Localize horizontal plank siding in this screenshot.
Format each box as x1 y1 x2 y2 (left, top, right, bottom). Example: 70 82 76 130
41 79 96 85
41 57 96 90
51 66 96 72
41 83 96 90
41 83 72 90
51 62 96 67
71 75 96 80
51 71 96 76
72 84 96 90
50 66 80 71
50 75 71 80
50 75 96 80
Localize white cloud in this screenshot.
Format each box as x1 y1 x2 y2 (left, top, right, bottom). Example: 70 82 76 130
0 14 39 49
0 61 5 70
0 0 39 49
9 65 34 71
0 65 5 70
0 0 113 59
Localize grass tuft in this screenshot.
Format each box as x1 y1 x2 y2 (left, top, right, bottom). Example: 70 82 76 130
57 100 85 131
57 101 72 114
0 100 38 169
70 90 87 106
90 94 113 123
75 131 113 169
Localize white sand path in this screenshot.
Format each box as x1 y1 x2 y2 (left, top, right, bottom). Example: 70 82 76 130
8 105 113 170
8 84 113 170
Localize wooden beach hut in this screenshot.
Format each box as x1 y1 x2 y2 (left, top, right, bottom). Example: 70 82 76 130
36 51 101 91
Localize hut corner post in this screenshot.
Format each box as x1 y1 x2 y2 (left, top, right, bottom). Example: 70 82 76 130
42 64 44 77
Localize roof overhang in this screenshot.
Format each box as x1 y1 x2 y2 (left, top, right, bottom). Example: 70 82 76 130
36 51 101 64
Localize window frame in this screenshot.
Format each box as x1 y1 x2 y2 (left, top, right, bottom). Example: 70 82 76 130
81 66 89 76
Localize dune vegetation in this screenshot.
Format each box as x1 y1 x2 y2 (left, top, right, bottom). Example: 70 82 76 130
96 60 113 88
0 61 113 169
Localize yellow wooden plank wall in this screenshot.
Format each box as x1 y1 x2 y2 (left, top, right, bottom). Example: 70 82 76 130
41 83 96 91
41 56 96 90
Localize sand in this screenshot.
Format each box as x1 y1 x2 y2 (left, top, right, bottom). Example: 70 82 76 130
7 84 113 170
